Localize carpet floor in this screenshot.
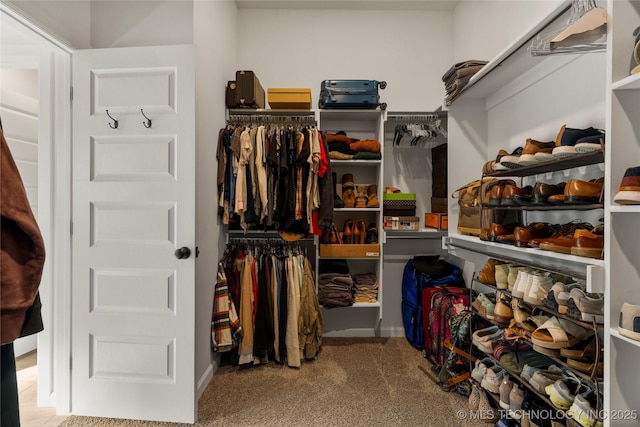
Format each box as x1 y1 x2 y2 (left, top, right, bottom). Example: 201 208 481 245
59 337 487 427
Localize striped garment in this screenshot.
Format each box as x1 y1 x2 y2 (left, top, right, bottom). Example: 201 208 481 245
211 275 242 352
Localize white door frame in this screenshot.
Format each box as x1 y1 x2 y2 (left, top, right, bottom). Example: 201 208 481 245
0 3 73 414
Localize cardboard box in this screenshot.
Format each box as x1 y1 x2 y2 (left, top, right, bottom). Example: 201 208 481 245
431 197 448 213
383 216 420 231
425 213 448 230
319 244 381 258
267 88 312 109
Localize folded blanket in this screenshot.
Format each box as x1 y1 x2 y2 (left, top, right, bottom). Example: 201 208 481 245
353 152 382 160
350 139 381 153
442 60 488 82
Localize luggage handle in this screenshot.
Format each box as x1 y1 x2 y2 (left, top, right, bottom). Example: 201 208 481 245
327 88 377 95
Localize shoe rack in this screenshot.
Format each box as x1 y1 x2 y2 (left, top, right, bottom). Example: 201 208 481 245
316 109 386 336
604 0 640 423
444 0 640 425
469 259 604 420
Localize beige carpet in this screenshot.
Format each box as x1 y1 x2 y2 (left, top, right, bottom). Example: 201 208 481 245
59 337 487 427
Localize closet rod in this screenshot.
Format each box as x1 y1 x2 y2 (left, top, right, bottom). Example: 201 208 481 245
227 114 316 125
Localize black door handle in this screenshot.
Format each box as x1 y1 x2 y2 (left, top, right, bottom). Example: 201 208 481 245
175 246 191 259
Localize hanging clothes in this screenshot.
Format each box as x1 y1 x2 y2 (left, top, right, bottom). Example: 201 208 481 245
213 240 322 367
217 116 332 235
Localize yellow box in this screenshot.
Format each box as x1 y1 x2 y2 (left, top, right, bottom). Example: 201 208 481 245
425 213 448 230
319 244 381 258
267 88 312 109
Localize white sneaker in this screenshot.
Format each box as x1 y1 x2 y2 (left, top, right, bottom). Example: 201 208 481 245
512 270 533 299
524 274 554 306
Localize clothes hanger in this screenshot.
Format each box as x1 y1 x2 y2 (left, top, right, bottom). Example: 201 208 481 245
551 5 607 43
529 0 606 56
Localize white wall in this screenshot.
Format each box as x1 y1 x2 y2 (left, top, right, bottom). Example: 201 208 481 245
5 0 91 48
236 7 454 111
452 0 564 63
90 0 193 47
193 0 237 398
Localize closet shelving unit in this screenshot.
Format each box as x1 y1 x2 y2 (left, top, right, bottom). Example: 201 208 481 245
317 109 386 336
604 0 640 423
442 0 640 424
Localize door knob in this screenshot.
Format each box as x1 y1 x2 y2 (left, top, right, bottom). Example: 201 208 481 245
174 246 191 259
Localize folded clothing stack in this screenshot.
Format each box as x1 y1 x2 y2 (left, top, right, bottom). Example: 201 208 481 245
353 273 379 303
318 273 354 308
326 131 381 160
442 60 488 106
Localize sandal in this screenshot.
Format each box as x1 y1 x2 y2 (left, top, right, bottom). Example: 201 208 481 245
560 336 598 360
531 316 593 349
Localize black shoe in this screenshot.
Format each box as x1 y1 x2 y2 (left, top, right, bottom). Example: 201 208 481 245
365 223 378 243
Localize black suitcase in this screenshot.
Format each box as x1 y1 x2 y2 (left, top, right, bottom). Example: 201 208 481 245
225 70 265 109
319 79 387 110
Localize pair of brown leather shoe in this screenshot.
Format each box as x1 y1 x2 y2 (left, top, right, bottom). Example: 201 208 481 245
320 223 342 244
343 219 366 244
571 225 604 259
513 222 558 248
533 220 594 253
486 179 517 206
548 177 604 205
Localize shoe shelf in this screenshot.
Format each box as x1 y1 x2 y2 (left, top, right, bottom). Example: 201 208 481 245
333 207 381 212
610 205 640 213
609 327 640 349
472 278 598 332
485 151 604 178
483 203 603 211
446 235 605 293
475 345 573 418
611 72 640 91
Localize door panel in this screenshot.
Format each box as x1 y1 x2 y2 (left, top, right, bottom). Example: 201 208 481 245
72 45 195 423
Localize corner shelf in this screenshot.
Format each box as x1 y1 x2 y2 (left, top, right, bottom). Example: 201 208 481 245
610 328 640 349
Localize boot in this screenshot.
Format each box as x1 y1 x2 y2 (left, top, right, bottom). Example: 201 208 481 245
366 184 379 208
343 219 354 244
356 220 366 244
355 184 368 208
333 172 344 208
342 174 355 208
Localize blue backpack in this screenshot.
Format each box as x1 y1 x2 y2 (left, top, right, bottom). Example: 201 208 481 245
401 257 465 350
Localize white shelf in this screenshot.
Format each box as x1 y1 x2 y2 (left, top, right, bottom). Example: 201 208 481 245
321 301 381 309
318 109 385 121
610 205 640 213
451 1 572 102
331 160 381 166
610 327 640 348
384 229 446 239
334 207 381 212
611 73 640 91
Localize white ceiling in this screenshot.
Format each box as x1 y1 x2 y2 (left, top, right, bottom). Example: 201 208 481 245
235 0 460 11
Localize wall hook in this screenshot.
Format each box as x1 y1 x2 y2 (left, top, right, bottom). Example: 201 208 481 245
141 109 152 128
106 110 118 129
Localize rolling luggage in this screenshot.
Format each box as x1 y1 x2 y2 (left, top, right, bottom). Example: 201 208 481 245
401 256 465 350
423 286 471 368
319 79 387 110
225 70 265 109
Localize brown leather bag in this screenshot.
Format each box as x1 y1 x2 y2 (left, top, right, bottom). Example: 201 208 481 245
452 178 520 236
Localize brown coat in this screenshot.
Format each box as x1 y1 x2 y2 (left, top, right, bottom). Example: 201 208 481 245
1 128 46 344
